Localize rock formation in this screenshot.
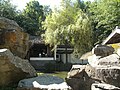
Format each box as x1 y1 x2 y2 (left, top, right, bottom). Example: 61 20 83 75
0 17 29 58
66 65 96 90
66 45 120 90
95 66 120 87
0 49 37 86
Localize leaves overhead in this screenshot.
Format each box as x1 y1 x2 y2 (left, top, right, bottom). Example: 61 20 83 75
88 0 120 44
21 0 45 35
0 0 17 20
43 0 93 57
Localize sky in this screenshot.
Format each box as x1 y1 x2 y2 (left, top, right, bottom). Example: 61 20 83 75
10 0 61 10
10 0 94 11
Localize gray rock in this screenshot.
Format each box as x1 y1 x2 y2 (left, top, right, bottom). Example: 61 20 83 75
67 65 86 79
18 75 71 90
88 54 120 67
92 45 114 57
91 83 120 90
33 81 71 90
0 17 29 58
0 49 37 86
66 45 120 90
95 54 120 66
0 17 19 29
66 64 120 90
95 66 120 87
66 65 96 90
18 75 64 88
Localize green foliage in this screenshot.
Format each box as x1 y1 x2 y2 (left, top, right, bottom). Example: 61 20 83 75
43 0 93 57
37 71 68 80
15 14 36 34
1 0 119 48
15 1 52 36
0 0 52 36
87 0 120 44
3 0 119 55
0 0 17 20
43 5 52 16
23 0 44 20
21 0 45 35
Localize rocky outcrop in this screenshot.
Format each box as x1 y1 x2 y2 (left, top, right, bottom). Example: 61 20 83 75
66 64 120 90
91 46 120 88
0 17 29 58
95 66 120 87
66 45 120 90
66 65 96 90
0 49 37 86
88 54 120 67
95 54 120 66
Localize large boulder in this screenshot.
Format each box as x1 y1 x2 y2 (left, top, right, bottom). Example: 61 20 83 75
92 45 114 57
95 54 120 66
95 66 120 87
66 65 96 90
0 17 29 58
0 49 37 86
66 64 120 90
88 53 120 87
88 54 120 67
18 75 71 90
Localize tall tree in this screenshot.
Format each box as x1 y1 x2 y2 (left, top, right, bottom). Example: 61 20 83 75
22 0 45 35
88 0 120 44
43 0 93 57
0 0 17 20
43 5 52 17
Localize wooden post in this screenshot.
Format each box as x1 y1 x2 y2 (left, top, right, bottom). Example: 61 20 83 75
65 40 68 63
54 45 57 60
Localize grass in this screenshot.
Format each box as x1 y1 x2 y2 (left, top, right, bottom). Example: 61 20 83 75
37 71 68 80
51 71 68 79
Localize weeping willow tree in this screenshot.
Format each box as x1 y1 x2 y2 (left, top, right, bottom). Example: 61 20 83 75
43 0 93 57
